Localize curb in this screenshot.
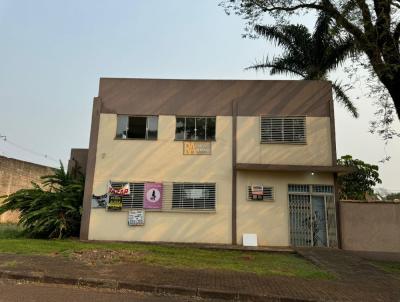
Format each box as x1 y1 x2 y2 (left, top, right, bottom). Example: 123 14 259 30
0 269 317 302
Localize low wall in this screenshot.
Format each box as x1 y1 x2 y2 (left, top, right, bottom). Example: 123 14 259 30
0 156 54 223
340 200 400 260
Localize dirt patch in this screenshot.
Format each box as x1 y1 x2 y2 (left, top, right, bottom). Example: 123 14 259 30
71 250 147 266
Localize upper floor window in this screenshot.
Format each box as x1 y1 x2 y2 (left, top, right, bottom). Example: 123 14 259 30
175 117 216 141
260 116 306 144
116 115 158 140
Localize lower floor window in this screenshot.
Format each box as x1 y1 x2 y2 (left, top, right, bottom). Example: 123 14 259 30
172 183 216 210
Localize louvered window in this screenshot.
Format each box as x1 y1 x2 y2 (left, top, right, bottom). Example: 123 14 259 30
110 182 144 209
172 183 216 210
247 186 274 201
261 117 306 144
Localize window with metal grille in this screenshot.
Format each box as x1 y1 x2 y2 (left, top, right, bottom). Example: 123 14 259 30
288 184 333 194
312 185 334 194
172 183 216 210
110 182 144 209
288 184 310 193
260 116 306 144
247 186 274 200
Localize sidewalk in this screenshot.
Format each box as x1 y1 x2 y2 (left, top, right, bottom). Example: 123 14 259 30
0 249 399 301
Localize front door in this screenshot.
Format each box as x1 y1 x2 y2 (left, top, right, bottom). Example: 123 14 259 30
288 184 337 248
311 196 327 247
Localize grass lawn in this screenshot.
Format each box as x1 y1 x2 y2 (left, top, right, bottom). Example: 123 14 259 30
371 260 400 276
0 224 332 279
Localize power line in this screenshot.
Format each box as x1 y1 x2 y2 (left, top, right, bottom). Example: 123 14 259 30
0 133 59 163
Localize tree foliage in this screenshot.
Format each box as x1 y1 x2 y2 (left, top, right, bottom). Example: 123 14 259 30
247 12 358 117
0 163 84 239
386 192 400 200
221 0 400 136
337 155 382 200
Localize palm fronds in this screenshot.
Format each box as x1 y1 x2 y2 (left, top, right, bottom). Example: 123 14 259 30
0 163 84 239
249 12 359 117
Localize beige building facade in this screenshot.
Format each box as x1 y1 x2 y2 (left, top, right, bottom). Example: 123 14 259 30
81 78 346 247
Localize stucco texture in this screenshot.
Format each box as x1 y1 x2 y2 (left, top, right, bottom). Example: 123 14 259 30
237 117 332 166
340 201 400 253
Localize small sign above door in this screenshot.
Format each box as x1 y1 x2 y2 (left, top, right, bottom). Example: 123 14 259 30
183 141 211 155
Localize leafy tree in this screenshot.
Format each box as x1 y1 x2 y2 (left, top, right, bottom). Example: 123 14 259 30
337 155 382 200
221 0 400 133
248 12 358 117
0 163 84 239
386 192 400 200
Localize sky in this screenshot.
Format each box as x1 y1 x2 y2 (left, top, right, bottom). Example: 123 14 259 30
0 0 399 192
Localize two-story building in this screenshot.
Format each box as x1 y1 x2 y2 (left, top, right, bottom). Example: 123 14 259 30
80 78 349 247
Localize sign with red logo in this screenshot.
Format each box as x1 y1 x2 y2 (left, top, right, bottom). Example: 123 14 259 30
144 183 163 209
108 182 130 196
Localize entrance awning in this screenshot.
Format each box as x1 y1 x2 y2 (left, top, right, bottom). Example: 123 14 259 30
235 163 354 174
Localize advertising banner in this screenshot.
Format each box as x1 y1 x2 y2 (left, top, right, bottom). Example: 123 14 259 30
251 185 264 200
144 183 163 209
108 182 130 196
107 195 123 211
91 193 108 208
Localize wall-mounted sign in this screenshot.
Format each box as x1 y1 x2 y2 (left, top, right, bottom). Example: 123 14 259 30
183 141 211 155
251 185 264 200
107 195 123 211
108 182 130 196
144 183 163 209
128 210 145 226
91 193 108 208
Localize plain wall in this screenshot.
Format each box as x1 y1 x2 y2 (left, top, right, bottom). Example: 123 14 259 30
340 201 400 253
68 148 88 176
237 116 333 166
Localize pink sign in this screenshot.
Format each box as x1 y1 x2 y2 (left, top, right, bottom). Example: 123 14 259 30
144 183 163 209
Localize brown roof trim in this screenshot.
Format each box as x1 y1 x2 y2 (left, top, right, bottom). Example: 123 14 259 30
235 163 354 174
98 78 332 117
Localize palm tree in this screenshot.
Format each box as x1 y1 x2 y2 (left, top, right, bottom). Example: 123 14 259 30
248 13 358 117
0 163 84 239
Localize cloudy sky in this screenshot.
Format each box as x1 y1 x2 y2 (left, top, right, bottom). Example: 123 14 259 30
0 0 399 191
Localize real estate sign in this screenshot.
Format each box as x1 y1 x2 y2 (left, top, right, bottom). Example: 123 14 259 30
107 195 123 211
128 210 145 226
183 141 211 155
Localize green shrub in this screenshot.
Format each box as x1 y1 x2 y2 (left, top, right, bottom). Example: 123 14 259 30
0 163 84 239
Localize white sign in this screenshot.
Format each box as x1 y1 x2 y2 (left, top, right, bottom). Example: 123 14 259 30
128 210 145 226
243 233 258 247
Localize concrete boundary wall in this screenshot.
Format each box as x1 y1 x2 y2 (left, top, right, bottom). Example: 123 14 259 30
0 156 54 223
340 200 400 259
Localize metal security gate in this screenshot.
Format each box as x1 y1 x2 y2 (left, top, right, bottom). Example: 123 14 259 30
288 185 338 248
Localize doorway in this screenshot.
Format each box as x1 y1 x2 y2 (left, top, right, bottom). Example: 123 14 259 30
288 184 337 247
